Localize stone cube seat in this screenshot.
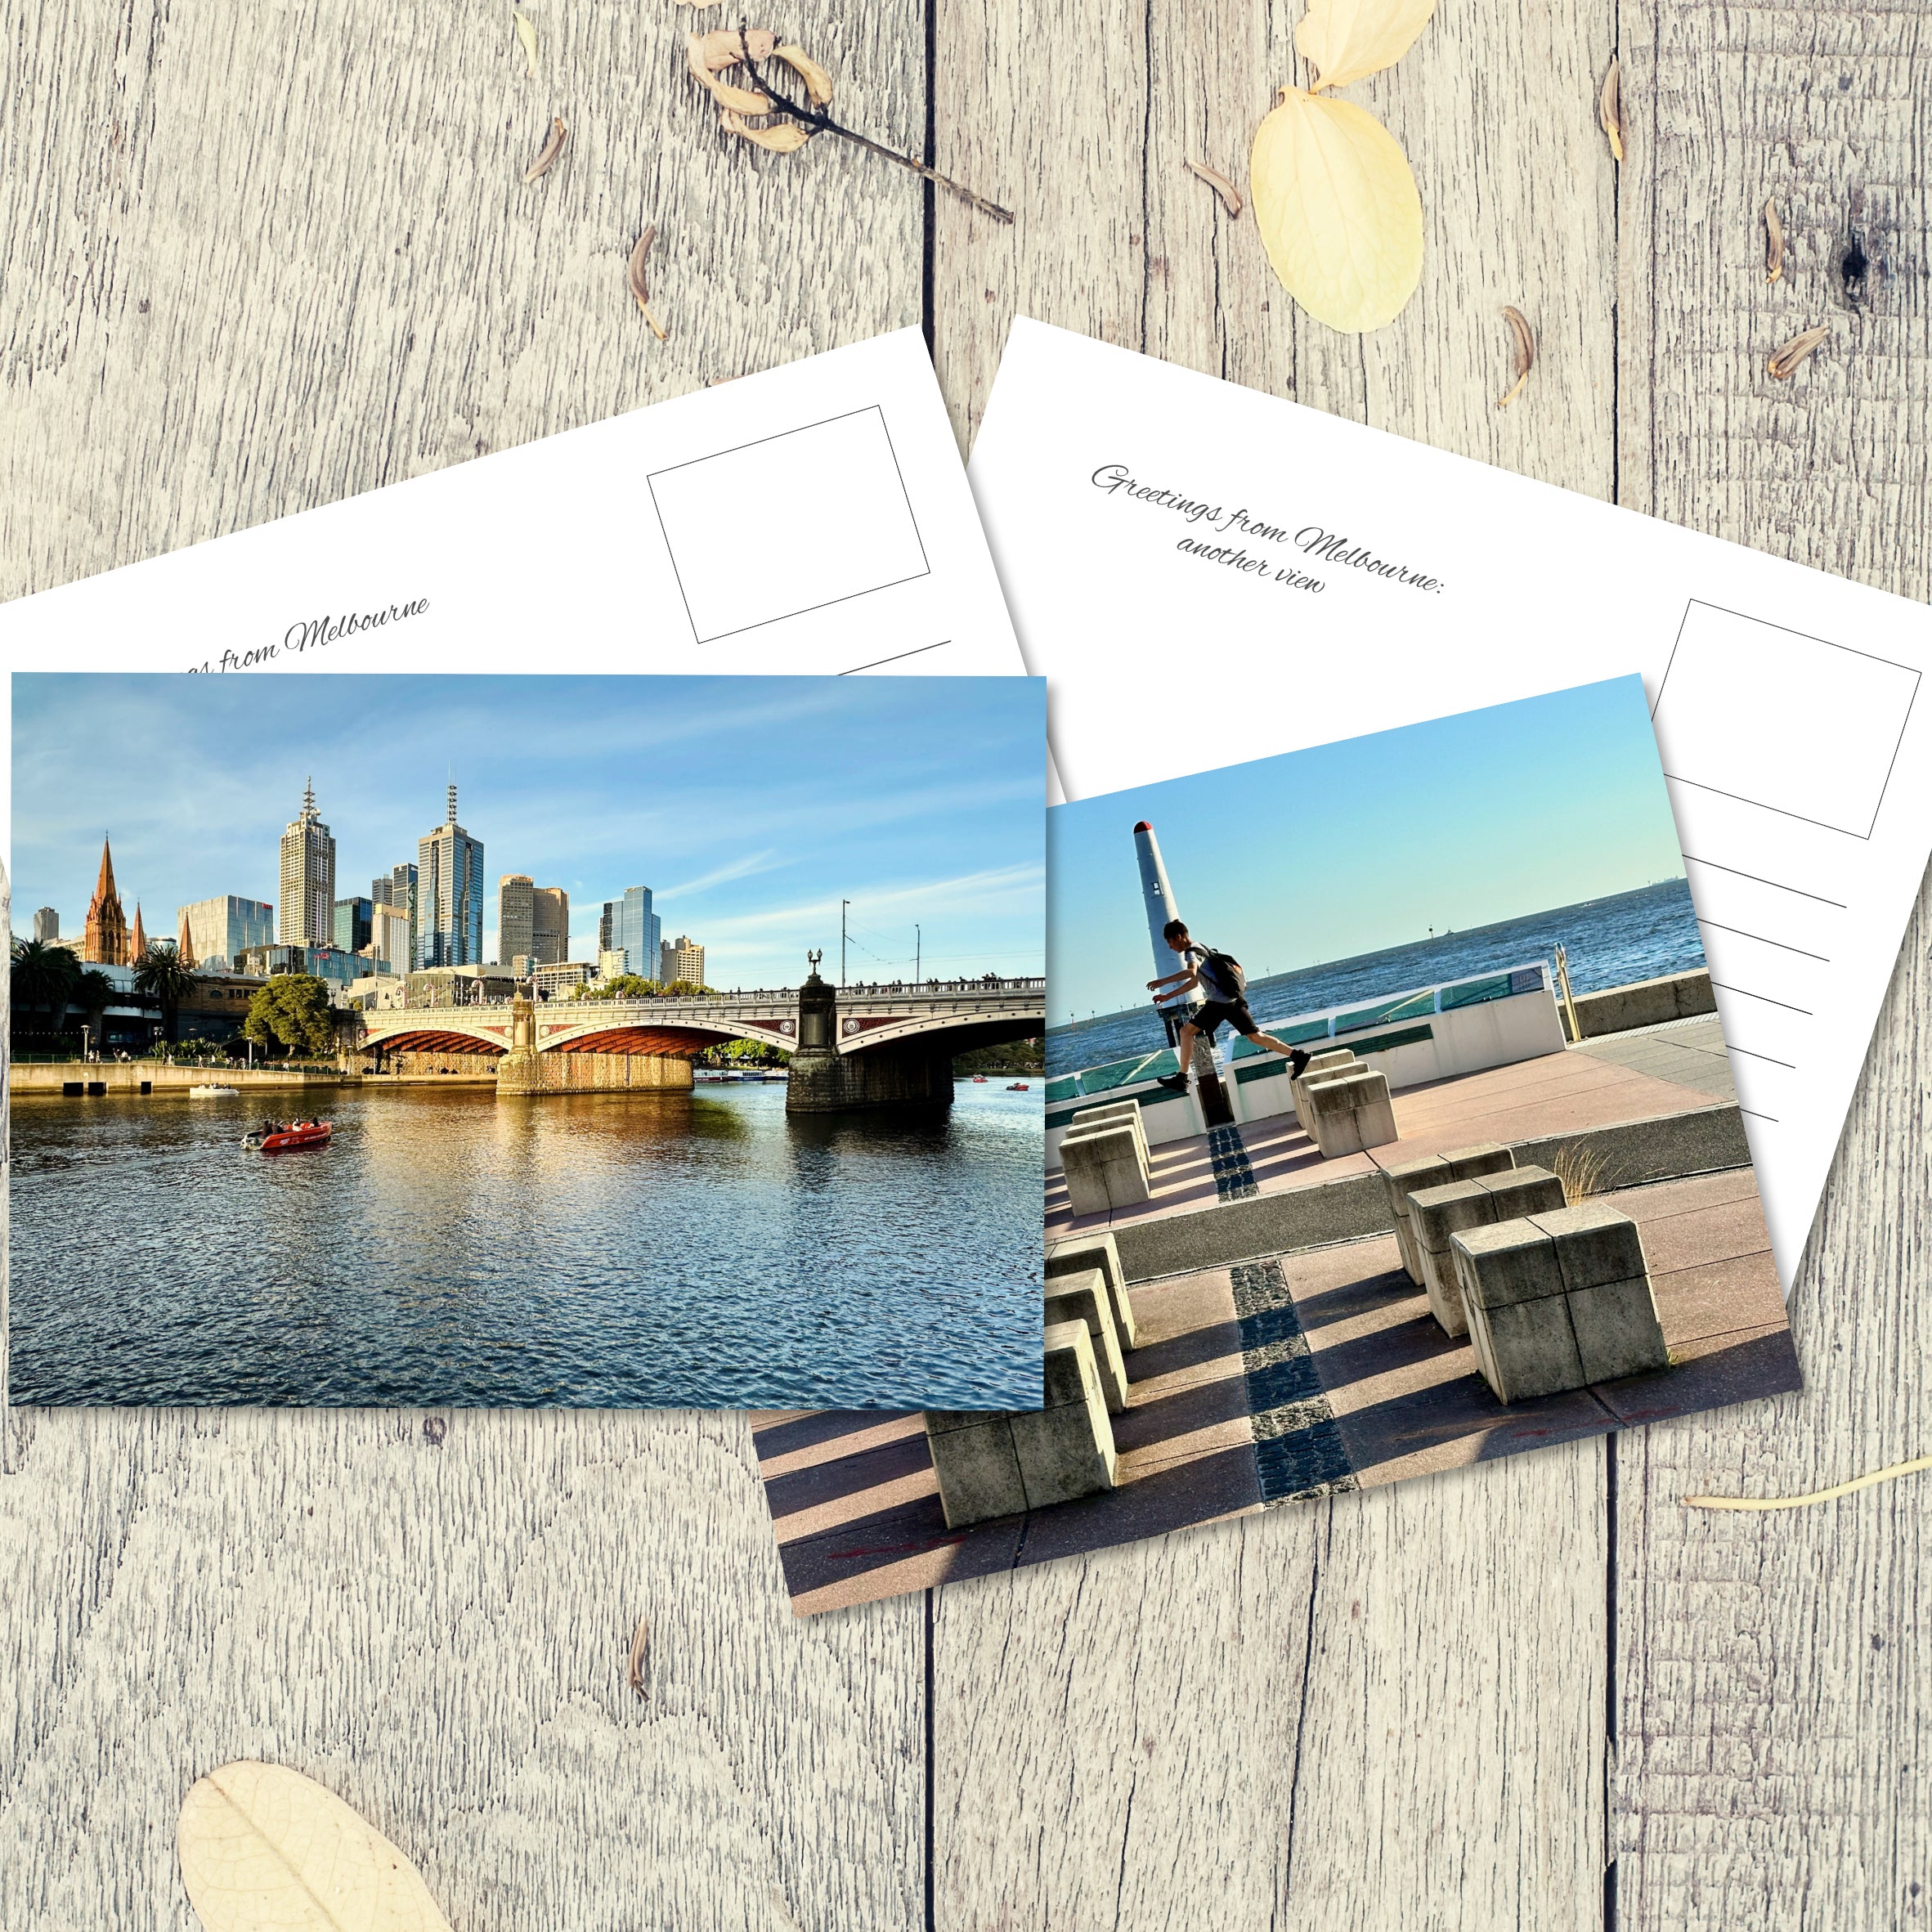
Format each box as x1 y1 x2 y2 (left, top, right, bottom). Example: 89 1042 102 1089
1046 1229 1137 1349
1382 1154 1451 1284
1293 1051 1364 1130
1450 1200 1670 1404
1070 1099 1150 1171
1060 1121 1150 1216
1042 1267 1130 1413
1406 1164 1563 1334
922 1321 1119 1528
1305 1068 1398 1159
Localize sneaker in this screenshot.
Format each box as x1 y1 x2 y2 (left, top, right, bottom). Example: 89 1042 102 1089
1154 1071 1190 1092
1289 1047 1311 1077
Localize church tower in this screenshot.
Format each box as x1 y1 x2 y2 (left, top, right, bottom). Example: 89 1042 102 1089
130 903 148 962
176 905 198 970
82 835 130 965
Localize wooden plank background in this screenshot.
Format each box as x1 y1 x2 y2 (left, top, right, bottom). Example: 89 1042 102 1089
1 2 1925 1927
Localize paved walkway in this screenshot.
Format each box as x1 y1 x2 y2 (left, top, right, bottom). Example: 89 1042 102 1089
1571 1015 1737 1103
756 1169 1797 1615
1047 1040 1730 1237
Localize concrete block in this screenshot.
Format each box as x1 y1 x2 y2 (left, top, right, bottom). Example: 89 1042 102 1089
1042 1267 1130 1414
1527 1200 1649 1291
1070 1100 1150 1169
1450 1219 1565 1311
1046 1230 1137 1349
922 1413 1027 1527
1060 1123 1150 1215
1470 1164 1567 1222
1407 1179 1496 1336
1383 1154 1450 1286
1307 1069 1398 1158
1465 1294 1588 1404
1293 1053 1365 1129
1010 1321 1118 1507
1565 1275 1670 1383
1441 1141 1515 1183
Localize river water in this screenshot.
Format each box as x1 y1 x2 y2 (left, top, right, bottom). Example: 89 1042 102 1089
8 1081 1044 1410
1049 878 1706 1077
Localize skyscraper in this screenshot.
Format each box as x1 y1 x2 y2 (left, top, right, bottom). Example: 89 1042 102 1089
178 894 277 972
278 779 336 947
372 863 419 972
82 836 131 965
660 934 706 986
33 907 58 944
498 875 535 969
531 885 569 965
333 896 373 955
599 885 655 977
417 783 484 969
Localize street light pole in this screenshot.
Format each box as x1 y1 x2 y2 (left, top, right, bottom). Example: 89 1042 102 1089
841 899 849 988
915 923 921 985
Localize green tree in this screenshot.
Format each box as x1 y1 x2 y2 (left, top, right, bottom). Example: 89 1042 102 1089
244 974 336 1058
132 943 197 1044
9 938 82 1038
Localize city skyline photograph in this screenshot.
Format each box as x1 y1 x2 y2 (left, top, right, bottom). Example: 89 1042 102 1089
10 673 1046 987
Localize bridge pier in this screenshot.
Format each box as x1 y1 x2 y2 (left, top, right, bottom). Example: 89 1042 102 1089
785 963 956 1114
495 997 693 1096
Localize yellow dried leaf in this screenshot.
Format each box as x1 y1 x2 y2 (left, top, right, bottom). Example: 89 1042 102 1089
721 110 812 155
684 38 770 113
1294 0 1437 92
693 27 776 70
177 1762 452 1932
1598 56 1623 163
1250 87 1423 332
773 43 834 106
513 11 538 79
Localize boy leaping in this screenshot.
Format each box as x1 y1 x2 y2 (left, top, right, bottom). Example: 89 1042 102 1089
1148 919 1308 1092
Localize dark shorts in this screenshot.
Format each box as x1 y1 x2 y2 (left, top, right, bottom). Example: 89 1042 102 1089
1188 998 1258 1041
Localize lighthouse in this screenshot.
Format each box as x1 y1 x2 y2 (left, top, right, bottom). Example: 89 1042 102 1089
1133 820 1199 1033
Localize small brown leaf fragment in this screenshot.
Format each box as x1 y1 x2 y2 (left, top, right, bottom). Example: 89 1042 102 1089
773 43 834 106
1186 159 1243 218
1598 56 1623 164
1764 198 1784 283
721 109 812 154
627 1617 650 1700
1767 324 1828 380
694 26 776 70
1496 305 1535 408
522 115 567 183
627 226 669 341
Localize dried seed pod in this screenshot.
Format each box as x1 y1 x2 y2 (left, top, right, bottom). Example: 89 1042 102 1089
1764 199 1784 283
627 1617 650 1700
1598 56 1623 163
1496 305 1535 408
522 115 568 182
1186 158 1244 218
627 226 670 341
773 43 834 105
693 26 776 69
513 11 538 78
721 110 812 154
684 37 771 113
1767 325 1828 379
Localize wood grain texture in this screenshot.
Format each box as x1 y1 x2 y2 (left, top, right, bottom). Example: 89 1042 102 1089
1613 4 1932 1926
3 0 1930 1925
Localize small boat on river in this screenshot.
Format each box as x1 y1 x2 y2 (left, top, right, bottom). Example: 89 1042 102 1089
1006 1082 1029 1091
190 1084 241 1098
243 1119 333 1152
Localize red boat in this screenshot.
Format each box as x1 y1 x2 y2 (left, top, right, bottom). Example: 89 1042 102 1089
243 1119 333 1152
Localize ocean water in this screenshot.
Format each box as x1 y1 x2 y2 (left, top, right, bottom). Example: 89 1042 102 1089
1048 878 1705 1078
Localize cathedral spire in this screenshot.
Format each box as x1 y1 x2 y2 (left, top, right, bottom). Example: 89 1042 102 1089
177 904 198 970
83 833 130 966
130 903 147 960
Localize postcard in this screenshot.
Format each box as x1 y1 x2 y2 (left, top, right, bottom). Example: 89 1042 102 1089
969 317 1932 1282
7 672 1046 1410
755 679 1801 1614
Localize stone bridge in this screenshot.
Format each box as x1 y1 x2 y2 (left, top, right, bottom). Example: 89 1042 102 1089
345 966 1045 1111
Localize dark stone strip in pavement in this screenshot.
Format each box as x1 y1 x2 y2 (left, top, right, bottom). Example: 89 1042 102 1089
1231 1260 1358 1504
1207 1122 1261 1200
1112 1105 1753 1284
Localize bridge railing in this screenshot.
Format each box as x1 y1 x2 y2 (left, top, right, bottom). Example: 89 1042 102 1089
357 975 1047 1017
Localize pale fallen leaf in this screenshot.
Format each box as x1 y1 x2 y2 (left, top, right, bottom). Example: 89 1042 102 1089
1598 56 1623 163
1767 324 1827 379
1250 87 1423 332
513 11 538 79
772 43 834 106
721 109 813 154
685 39 771 114
1295 0 1437 92
177 1762 451 1932
1496 304 1535 407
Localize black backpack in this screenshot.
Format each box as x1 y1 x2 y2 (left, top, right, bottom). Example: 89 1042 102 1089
1199 948 1246 1002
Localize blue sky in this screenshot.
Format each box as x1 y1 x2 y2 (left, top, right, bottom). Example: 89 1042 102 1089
12 675 1044 987
1049 677 1687 1022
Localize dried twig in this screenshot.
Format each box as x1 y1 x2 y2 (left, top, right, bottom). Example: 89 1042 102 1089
1767 324 1828 379
1495 305 1535 408
1764 198 1784 283
1686 1452 1931 1511
1186 159 1243 218
626 1616 651 1699
523 116 568 183
627 226 670 340
1598 56 1623 163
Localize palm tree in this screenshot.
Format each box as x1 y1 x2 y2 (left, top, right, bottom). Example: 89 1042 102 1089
73 967 119 1056
133 943 197 1045
10 938 82 1045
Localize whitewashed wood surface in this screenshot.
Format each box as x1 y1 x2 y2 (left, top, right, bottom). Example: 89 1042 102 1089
2 2 1925 1927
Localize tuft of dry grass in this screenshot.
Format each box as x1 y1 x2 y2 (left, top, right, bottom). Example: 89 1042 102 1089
1551 1139 1611 1204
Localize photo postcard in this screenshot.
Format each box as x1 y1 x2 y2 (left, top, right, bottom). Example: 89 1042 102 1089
755 676 1803 1613
6 671 1047 1411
